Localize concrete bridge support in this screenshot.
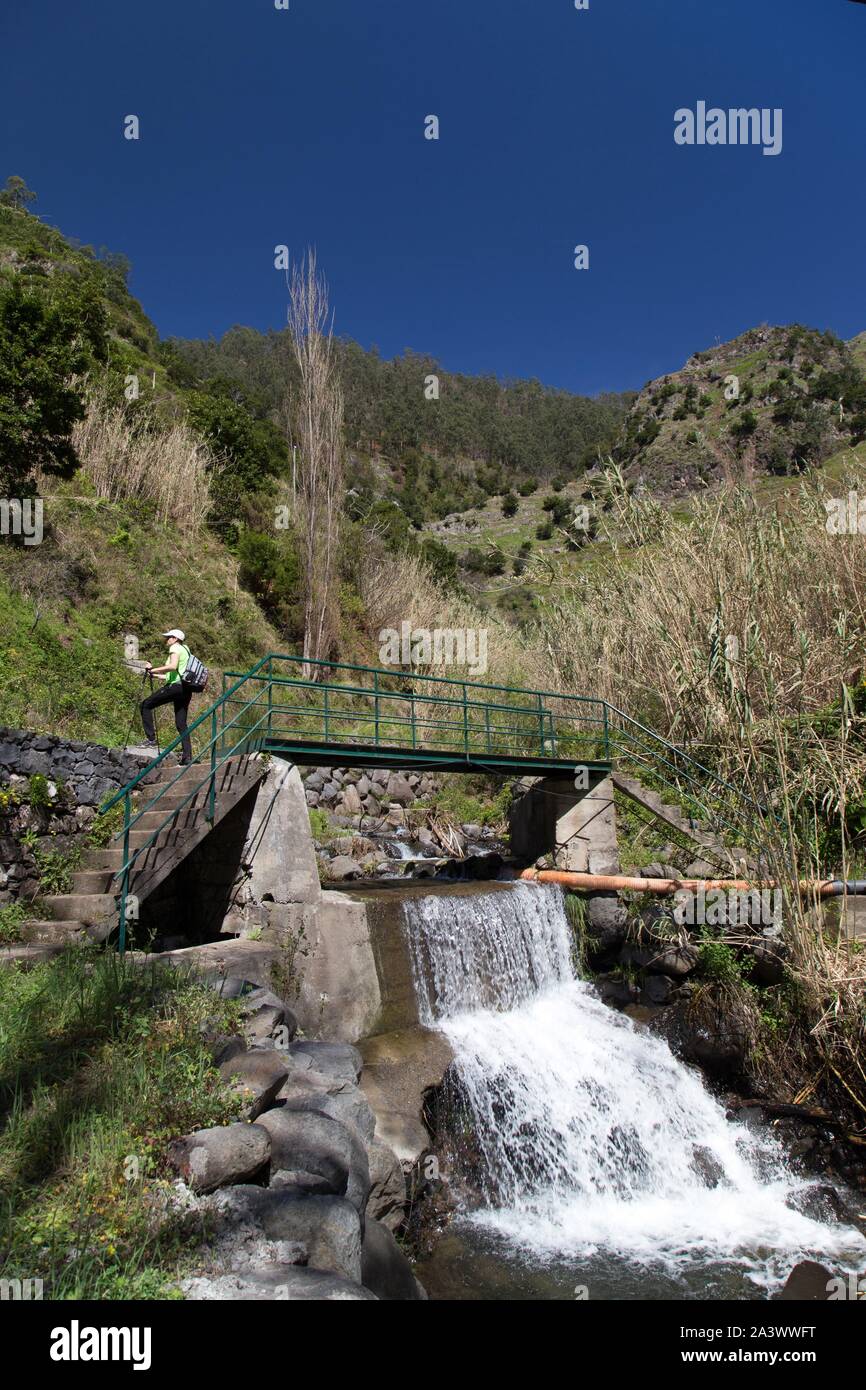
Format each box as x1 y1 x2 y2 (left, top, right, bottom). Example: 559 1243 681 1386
509 773 620 875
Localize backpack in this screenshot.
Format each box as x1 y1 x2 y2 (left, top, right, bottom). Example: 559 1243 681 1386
180 644 209 694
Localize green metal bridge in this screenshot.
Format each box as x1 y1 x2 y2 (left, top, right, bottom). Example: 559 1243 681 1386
101 653 767 951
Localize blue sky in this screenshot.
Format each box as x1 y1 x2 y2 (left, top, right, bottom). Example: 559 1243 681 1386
2 0 865 394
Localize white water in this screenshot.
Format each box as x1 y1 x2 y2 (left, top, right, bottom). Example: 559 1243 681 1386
403 883 866 1288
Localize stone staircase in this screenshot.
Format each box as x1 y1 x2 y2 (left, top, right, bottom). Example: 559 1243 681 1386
2 755 267 967
610 769 757 872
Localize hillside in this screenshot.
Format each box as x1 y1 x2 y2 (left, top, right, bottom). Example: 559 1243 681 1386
613 324 866 494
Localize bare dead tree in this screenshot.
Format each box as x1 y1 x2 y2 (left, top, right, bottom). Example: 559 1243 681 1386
286 251 344 679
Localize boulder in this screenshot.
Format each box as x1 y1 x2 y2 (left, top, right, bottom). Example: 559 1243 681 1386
749 939 786 986
586 895 628 952
290 1040 364 1085
341 784 362 815
167 1122 270 1194
181 1266 376 1301
640 974 673 1006
366 1139 407 1233
327 854 362 881
242 1004 284 1046
217 1187 363 1283
278 1081 375 1144
239 987 299 1042
270 1169 337 1196
623 943 699 979
219 1048 290 1118
385 773 415 806
361 1218 426 1300
256 1107 371 1214
784 1183 855 1226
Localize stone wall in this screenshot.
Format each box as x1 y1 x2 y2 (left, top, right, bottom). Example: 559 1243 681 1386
0 727 152 908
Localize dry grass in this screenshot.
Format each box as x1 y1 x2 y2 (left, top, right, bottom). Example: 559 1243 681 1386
67 386 214 532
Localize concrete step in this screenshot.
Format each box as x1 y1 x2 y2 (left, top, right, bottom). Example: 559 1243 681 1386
19 919 89 943
136 807 201 834
0 941 67 968
42 893 117 924
72 869 116 894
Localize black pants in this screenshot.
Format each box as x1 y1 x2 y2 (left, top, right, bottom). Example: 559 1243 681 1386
141 681 193 762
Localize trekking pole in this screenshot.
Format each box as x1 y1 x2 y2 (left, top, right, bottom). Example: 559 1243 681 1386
121 670 151 753
148 673 161 754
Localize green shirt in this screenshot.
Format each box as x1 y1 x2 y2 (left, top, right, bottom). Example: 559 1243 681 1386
165 642 189 685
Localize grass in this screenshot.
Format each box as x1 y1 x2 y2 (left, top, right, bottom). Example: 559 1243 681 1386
425 774 512 831
0 484 279 743
0 946 245 1300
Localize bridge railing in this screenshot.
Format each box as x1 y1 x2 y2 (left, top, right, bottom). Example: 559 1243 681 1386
604 704 770 846
220 655 611 766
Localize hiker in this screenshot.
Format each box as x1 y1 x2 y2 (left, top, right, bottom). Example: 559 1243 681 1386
139 628 194 765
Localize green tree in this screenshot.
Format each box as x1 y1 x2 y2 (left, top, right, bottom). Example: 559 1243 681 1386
0 273 107 494
0 175 37 212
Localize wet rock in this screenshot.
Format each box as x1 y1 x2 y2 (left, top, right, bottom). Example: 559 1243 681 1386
640 974 673 1006
785 1183 856 1226
361 1217 426 1300
596 972 639 1010
773 1260 834 1300
690 1145 725 1189
650 996 749 1078
367 1138 407 1233
586 895 628 952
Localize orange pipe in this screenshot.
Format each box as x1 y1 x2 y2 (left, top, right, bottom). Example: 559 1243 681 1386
517 868 840 896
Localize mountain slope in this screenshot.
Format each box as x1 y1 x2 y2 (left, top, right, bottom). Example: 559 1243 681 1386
615 324 866 494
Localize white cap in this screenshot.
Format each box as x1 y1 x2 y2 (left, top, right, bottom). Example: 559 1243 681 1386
162 628 185 641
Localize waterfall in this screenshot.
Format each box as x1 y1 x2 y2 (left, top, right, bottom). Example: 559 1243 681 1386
403 883 866 1287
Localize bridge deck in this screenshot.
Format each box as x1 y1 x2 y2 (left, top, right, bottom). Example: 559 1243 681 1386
261 735 611 779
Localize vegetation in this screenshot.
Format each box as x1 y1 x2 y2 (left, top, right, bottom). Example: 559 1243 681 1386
0 948 243 1299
